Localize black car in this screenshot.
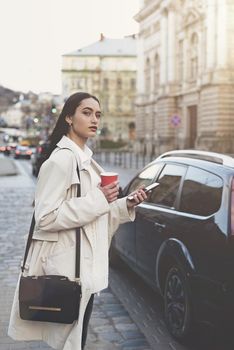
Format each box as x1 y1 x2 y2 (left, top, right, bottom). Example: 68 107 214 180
110 150 234 341
31 142 50 176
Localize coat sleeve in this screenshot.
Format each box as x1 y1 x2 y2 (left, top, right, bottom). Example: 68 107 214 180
108 197 136 244
35 151 110 232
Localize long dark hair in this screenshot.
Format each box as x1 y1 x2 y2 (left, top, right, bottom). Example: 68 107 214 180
46 92 100 159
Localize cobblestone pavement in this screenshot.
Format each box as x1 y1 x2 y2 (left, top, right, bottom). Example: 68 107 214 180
109 267 186 350
0 159 151 350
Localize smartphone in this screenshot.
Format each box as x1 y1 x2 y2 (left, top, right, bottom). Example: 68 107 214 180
127 182 159 201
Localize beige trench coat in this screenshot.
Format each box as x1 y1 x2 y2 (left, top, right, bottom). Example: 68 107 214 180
8 136 135 350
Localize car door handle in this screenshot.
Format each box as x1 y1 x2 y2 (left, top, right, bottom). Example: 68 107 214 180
154 222 166 229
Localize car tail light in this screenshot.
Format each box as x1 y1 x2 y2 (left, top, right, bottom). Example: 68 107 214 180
26 150 32 155
231 179 234 235
37 146 42 153
15 150 20 155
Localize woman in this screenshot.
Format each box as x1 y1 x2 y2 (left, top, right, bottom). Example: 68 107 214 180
8 92 147 350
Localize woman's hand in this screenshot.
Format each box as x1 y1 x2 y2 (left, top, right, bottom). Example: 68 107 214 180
126 187 148 209
98 181 119 203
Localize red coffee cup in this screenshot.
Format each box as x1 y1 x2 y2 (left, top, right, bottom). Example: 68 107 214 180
100 172 118 186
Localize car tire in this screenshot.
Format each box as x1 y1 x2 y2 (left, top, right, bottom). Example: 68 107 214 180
164 265 193 342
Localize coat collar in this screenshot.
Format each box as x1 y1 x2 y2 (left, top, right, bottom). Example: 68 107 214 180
56 135 93 170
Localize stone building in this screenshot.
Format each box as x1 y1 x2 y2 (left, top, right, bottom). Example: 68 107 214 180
4 102 24 128
135 0 234 155
62 35 137 141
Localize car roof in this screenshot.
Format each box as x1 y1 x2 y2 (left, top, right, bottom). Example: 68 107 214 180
151 151 234 176
157 150 234 168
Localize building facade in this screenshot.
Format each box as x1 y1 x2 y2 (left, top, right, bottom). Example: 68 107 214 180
4 103 24 128
135 0 234 155
62 35 137 141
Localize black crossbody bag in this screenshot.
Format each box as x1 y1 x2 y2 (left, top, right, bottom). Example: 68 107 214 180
19 167 82 324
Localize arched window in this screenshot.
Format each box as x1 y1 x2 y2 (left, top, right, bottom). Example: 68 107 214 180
190 33 198 80
154 54 160 91
145 58 151 93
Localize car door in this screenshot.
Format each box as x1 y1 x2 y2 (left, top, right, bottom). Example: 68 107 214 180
114 162 163 266
135 163 187 284
175 166 225 284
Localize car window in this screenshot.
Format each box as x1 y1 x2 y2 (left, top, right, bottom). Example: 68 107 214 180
179 166 223 216
149 164 187 208
127 163 162 193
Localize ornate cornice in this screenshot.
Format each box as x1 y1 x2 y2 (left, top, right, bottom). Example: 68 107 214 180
134 0 161 22
183 7 204 28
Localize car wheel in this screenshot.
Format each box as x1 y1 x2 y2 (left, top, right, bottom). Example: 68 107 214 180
164 266 193 342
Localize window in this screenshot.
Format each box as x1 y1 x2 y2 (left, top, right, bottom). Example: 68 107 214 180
154 54 160 91
130 78 136 90
145 58 151 93
116 96 122 112
179 167 223 216
128 163 162 194
103 78 109 90
103 97 109 113
117 78 122 90
178 40 183 81
71 79 78 89
149 164 187 208
190 33 198 80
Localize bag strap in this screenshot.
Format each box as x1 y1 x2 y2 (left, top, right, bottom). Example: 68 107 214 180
21 214 36 273
21 166 81 282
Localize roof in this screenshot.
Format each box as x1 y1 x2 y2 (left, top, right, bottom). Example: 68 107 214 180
63 36 137 57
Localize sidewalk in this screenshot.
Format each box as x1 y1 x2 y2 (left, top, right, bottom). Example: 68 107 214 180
0 160 151 350
0 155 18 176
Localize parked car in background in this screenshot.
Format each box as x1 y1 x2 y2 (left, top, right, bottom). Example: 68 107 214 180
0 145 6 153
31 141 50 176
4 142 17 156
110 150 234 342
14 145 32 159
0 144 13 155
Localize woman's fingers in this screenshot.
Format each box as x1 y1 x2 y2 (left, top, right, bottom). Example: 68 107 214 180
107 189 119 202
98 182 119 203
127 188 148 208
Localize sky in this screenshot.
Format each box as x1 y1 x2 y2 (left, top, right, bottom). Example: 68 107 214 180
0 0 140 95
